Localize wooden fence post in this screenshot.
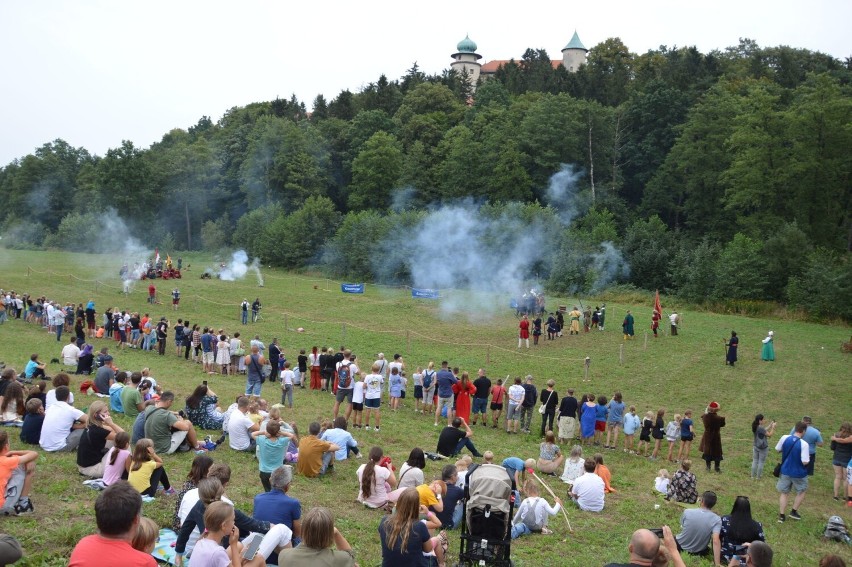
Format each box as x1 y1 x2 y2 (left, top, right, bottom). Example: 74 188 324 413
619 344 624 364
584 356 591 381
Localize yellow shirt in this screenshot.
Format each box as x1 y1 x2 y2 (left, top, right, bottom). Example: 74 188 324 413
415 484 438 508
128 460 158 493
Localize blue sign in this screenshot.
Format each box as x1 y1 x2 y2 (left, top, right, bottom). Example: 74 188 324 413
341 283 364 294
412 288 440 299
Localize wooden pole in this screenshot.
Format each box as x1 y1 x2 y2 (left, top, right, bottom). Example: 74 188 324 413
528 470 573 533
584 357 590 381
619 344 624 364
644 331 648 350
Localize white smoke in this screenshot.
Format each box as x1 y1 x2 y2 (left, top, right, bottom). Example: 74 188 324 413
546 163 585 225
219 250 264 286
590 242 630 291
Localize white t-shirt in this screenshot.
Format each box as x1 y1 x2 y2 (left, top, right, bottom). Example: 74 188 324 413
280 369 295 386
508 384 525 405
413 372 423 387
227 411 255 450
669 313 678 325
389 361 403 384
352 381 365 404
364 373 383 399
335 361 359 389
572 472 605 512
45 389 74 410
39 401 85 451
61 343 81 365
655 477 670 494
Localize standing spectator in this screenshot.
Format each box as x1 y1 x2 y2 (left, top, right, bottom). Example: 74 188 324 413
506 377 525 434
539 380 558 437
604 392 625 449
677 409 695 461
451 371 475 423
296 348 308 388
776 421 811 522
156 318 169 356
792 415 824 477
668 310 679 336
830 422 852 503
308 346 321 390
579 394 597 446
651 408 666 460
674 490 721 565
280 361 295 408
171 288 180 311
520 375 537 435
421 362 436 416
363 364 384 431
215 334 230 375
470 369 491 426
557 388 579 444
244 345 266 399
68 481 157 566
433 361 457 427
333 350 358 421
622 405 641 454
700 402 725 472
489 378 505 429
751 414 777 479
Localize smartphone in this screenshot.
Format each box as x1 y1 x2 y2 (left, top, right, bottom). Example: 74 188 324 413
203 380 207 386
647 528 664 538
241 533 263 560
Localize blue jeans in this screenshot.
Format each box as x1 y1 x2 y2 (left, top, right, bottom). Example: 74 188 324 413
453 437 480 457
241 311 248 325
511 523 533 539
321 451 334 475
246 378 262 397
450 502 463 529
55 326 62 342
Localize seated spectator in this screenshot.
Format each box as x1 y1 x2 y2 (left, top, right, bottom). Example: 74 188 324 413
561 445 585 485
511 479 562 538
675 490 721 565
171 454 214 530
655 469 670 494
184 384 224 430
667 459 698 503
19 399 44 445
570 459 605 512
128 438 172 497
0 369 15 409
186 500 282 567
720 496 766 564
77 400 125 478
45 373 74 410
296 421 339 478
357 446 397 509
24 381 47 407
103 432 131 487
0 382 25 425
0 430 38 515
61 336 81 367
142 391 202 454
109 372 127 413
733 541 772 567
604 526 684 567
175 478 226 563
436 417 482 458
502 456 536 495
278 507 356 567
39 385 87 452
120 374 152 419
93 354 115 395
397 448 426 490
0 534 22 566
130 516 159 556
23 354 46 381
68 481 156 566
176 463 235 555
434 464 464 529
75 344 94 375
227 396 259 452
378 488 434 565
537 430 564 475
253 465 302 563
320 417 360 461
594 453 616 493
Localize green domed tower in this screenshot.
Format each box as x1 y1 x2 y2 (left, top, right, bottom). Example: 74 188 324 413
561 30 588 72
451 34 482 91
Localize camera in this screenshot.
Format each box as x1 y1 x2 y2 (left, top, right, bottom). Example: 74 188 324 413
647 528 664 538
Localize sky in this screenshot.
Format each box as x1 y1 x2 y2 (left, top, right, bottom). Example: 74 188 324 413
1 0 849 165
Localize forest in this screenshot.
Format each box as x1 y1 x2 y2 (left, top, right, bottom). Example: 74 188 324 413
1 38 850 319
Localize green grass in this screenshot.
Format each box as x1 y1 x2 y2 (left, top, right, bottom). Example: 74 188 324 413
0 248 850 566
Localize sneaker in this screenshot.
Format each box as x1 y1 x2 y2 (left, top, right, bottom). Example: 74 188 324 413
13 500 33 515
355 453 364 459
778 514 786 523
364 426 371 431
374 427 380 432
789 510 801 520
163 487 176 496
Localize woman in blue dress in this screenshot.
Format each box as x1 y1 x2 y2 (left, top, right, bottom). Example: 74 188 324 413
761 331 775 361
579 394 597 446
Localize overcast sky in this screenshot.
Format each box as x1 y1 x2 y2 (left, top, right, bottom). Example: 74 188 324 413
1 0 849 165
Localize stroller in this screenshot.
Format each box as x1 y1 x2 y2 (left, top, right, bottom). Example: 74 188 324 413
457 463 515 567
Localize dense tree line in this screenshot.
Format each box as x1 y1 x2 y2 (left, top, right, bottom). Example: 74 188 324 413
1 39 850 319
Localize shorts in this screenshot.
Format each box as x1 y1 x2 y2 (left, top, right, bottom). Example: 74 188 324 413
167 430 189 454
87 321 95 330
335 389 353 404
776 474 808 494
606 421 620 430
805 453 816 476
202 351 214 364
681 434 694 442
472 398 488 415
245 378 262 397
172 298 180 305
436 396 453 415
400 390 406 399
414 386 423 399
352 402 364 412
506 403 521 421
595 421 606 432
640 432 651 442
490 402 504 411
364 397 380 409
119 330 127 343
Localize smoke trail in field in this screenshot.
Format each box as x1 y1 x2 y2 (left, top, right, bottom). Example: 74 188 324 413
219 250 264 286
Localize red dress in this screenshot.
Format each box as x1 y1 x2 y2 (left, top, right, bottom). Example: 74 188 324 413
519 319 530 339
452 381 476 422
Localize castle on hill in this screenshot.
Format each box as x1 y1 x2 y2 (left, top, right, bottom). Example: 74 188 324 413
450 31 588 92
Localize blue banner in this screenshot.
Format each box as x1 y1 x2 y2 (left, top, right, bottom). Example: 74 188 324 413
411 288 440 299
341 283 364 294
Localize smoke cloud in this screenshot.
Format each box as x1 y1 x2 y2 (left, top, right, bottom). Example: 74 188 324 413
219 249 264 286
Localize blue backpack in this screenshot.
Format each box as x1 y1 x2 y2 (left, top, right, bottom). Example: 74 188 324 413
422 370 434 389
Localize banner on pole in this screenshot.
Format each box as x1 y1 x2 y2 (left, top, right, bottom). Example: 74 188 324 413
341 283 365 294
411 288 440 299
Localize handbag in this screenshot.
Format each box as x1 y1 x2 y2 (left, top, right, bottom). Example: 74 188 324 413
774 437 800 478
538 390 555 415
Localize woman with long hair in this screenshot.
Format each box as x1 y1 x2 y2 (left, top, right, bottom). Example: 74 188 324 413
719 495 765 563
651 408 666 459
77 400 125 478
378 487 433 566
172 454 214 530
184 384 224 430
0 382 25 424
397 448 426 490
278 507 355 566
102 431 131 486
357 446 397 509
537 430 564 475
830 422 852 502
750 414 777 479
451 371 476 423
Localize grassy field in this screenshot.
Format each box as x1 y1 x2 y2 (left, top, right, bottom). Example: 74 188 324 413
0 248 849 566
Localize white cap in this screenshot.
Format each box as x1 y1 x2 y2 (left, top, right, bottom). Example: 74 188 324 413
768 331 774 336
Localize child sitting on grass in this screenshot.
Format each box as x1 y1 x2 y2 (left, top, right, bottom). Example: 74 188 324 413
594 453 616 493
131 517 159 554
19 399 44 445
103 431 131 486
654 469 670 494
511 479 562 538
128 438 173 497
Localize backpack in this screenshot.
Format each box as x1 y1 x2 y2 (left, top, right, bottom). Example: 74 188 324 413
337 362 352 389
824 515 851 543
422 370 434 389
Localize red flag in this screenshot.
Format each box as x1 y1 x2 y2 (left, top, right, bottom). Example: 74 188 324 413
653 290 662 316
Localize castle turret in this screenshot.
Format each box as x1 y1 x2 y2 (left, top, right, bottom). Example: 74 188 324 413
561 30 588 72
451 34 482 91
